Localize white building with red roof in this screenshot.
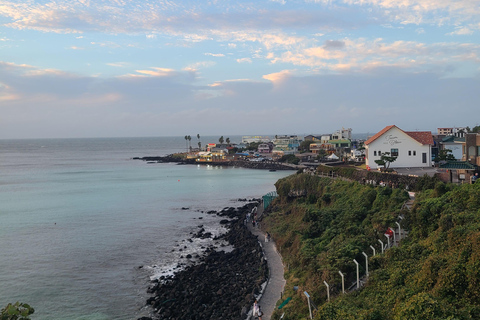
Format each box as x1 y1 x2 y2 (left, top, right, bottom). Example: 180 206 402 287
365 125 434 169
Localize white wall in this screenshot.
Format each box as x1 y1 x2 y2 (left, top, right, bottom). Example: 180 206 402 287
366 127 432 169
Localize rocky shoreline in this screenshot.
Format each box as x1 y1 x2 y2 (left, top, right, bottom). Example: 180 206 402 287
133 155 296 171
138 202 268 320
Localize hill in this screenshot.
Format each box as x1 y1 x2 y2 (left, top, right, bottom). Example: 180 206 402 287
262 173 480 320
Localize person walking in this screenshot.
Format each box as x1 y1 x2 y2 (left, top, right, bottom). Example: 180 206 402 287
253 300 259 318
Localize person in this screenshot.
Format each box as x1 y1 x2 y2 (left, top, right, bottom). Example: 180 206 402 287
253 300 259 318
472 172 478 184
257 305 263 320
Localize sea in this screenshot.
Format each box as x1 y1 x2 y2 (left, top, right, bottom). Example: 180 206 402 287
0 136 292 320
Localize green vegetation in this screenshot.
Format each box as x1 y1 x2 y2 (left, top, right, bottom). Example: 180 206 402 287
1 302 34 320
374 152 397 171
263 173 480 320
298 140 314 153
279 154 300 165
434 149 456 162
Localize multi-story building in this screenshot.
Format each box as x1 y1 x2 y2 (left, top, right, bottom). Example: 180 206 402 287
272 135 301 157
241 136 270 144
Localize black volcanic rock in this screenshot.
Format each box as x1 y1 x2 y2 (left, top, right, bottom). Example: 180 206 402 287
140 203 267 320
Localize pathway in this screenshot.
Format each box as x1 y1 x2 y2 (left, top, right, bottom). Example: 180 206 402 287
247 203 286 320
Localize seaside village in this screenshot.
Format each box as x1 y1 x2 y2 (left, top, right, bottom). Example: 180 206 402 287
183 125 480 184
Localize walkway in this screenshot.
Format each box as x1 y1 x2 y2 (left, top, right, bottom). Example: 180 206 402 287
247 204 286 320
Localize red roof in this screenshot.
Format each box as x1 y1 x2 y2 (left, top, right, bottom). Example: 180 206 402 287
365 125 395 145
365 125 433 145
404 131 434 145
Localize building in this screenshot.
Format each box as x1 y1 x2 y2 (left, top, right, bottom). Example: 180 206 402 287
332 128 352 140
272 135 301 157
440 135 464 160
365 125 434 169
241 136 270 144
257 143 272 153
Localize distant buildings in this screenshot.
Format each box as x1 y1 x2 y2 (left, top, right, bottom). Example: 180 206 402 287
272 135 301 157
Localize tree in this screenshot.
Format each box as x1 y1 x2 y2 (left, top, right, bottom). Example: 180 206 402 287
184 135 188 152
374 152 397 171
219 136 224 144
187 135 192 151
298 140 314 153
226 137 230 145
1 302 34 320
198 141 202 150
434 148 456 162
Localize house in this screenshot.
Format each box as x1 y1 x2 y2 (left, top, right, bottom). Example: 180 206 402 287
304 135 321 141
332 128 352 140
257 143 272 153
365 125 434 169
440 135 464 160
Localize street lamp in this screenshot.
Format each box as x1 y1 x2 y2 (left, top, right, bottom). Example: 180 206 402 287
370 245 376 256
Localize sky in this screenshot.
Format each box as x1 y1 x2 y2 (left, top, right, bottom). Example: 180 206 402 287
0 0 479 139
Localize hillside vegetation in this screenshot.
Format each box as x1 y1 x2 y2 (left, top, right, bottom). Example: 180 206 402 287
263 173 480 320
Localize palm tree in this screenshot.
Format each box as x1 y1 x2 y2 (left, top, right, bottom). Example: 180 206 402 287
219 136 224 144
226 137 230 145
198 141 202 150
184 135 188 152
188 135 192 151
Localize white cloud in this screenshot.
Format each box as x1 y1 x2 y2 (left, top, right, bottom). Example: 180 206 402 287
204 53 225 57
447 27 474 36
236 58 252 63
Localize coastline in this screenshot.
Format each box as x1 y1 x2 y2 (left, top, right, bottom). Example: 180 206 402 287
133 155 297 171
139 202 269 320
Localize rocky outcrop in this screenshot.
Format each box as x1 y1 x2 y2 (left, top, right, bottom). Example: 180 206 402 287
140 203 268 320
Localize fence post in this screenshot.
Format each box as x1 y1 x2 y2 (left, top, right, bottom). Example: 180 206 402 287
353 259 360 289
338 271 345 293
378 239 384 254
396 221 402 241
304 291 313 319
362 252 369 277
323 281 330 302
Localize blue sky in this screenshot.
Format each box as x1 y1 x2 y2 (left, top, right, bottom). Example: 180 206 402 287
1 0 479 139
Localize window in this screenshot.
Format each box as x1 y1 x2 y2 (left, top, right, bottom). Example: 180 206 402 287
374 151 377 156
391 148 399 157
413 151 416 156
408 150 412 156
422 152 427 163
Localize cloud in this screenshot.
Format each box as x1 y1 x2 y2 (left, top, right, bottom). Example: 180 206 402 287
204 53 225 57
447 26 474 36
1 60 479 138
236 58 252 63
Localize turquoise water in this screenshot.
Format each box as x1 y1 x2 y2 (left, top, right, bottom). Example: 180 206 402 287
0 137 292 319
